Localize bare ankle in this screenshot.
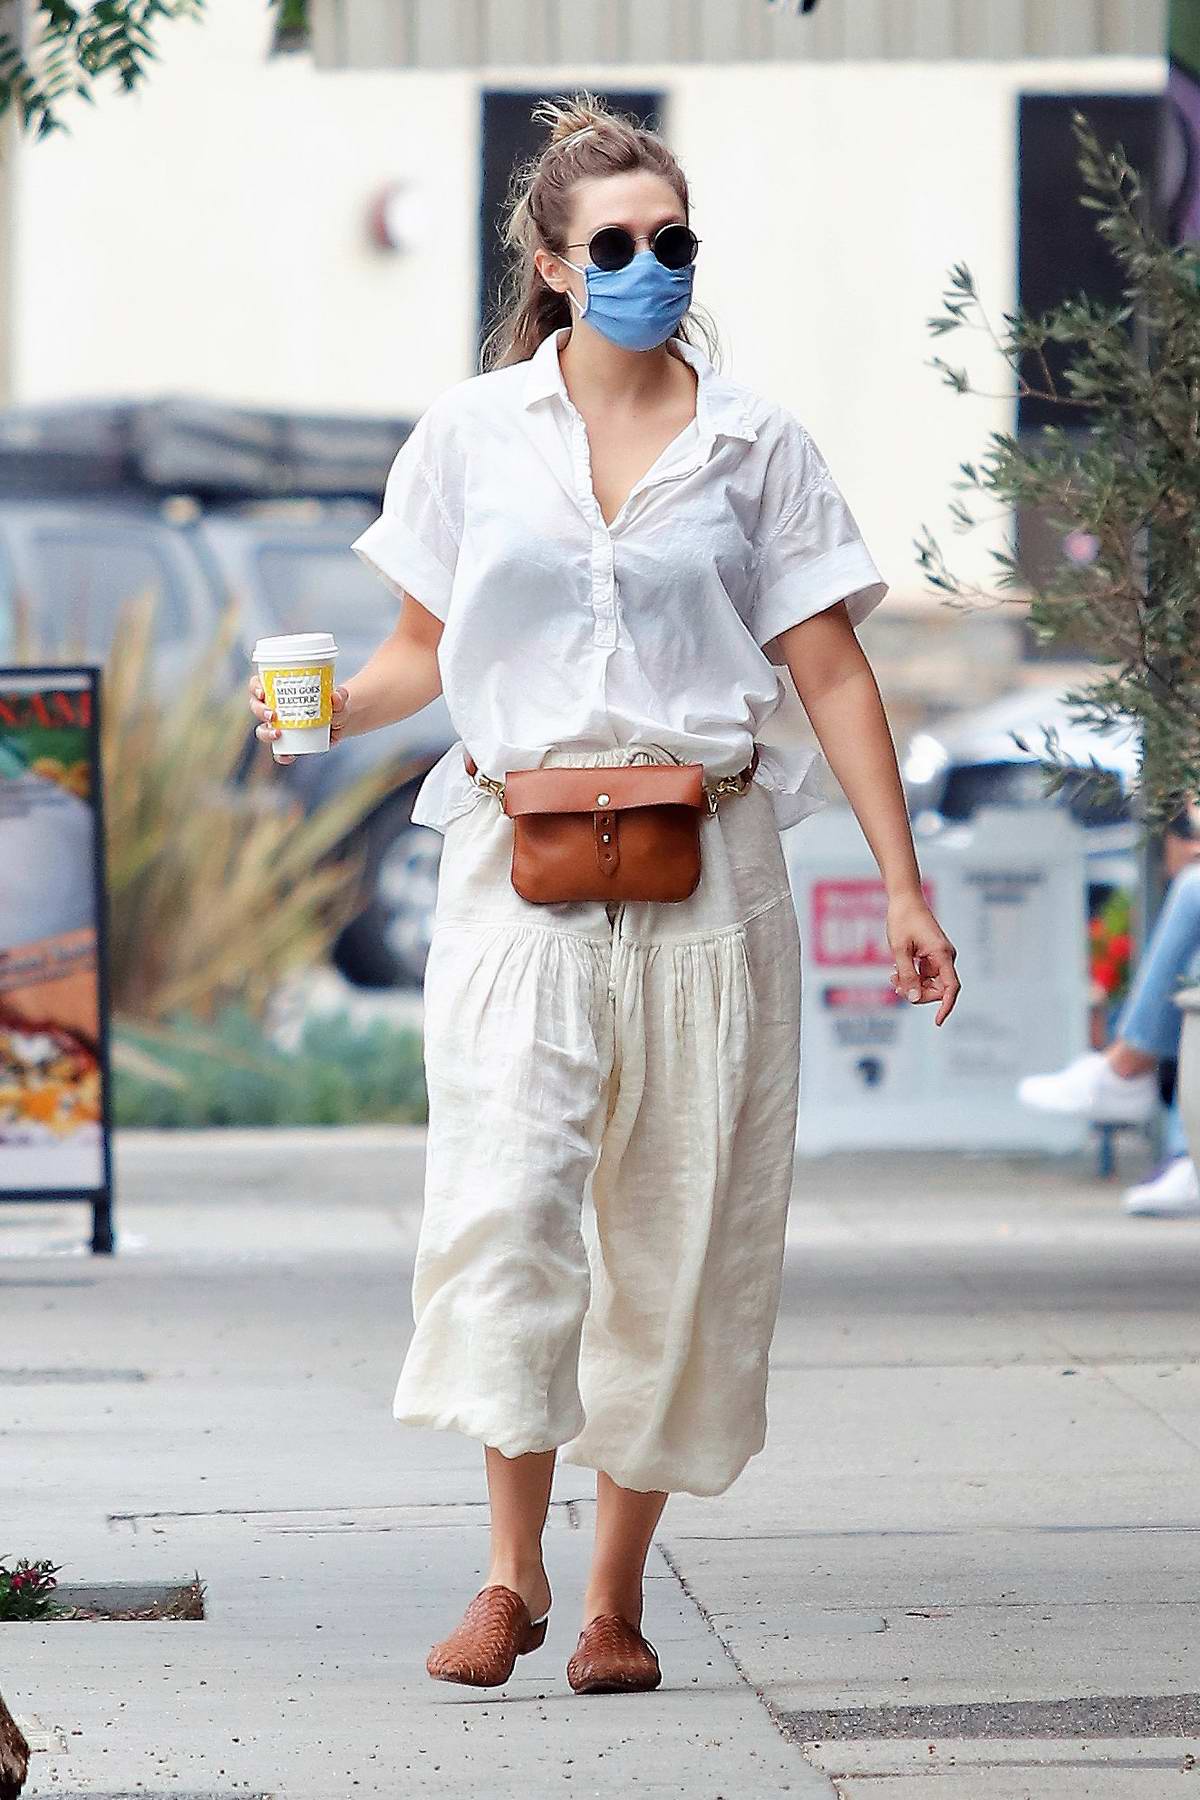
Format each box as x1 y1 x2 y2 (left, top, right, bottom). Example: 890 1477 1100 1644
1108 1041 1155 1079
582 1585 643 1628
485 1555 551 1617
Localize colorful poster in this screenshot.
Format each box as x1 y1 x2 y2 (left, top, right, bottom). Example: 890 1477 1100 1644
0 669 111 1239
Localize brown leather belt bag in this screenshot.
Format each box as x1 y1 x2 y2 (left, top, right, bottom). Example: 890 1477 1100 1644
463 747 758 905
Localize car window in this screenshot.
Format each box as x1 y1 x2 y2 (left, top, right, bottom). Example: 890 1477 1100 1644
27 528 188 654
942 760 1129 826
255 544 394 644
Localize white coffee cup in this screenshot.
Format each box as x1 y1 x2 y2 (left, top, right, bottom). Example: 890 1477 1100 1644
251 632 340 759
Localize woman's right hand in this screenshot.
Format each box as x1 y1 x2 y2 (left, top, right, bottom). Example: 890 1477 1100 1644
248 674 351 766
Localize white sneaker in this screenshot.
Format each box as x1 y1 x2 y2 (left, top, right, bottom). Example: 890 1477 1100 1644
1122 1156 1200 1217
1016 1051 1157 1125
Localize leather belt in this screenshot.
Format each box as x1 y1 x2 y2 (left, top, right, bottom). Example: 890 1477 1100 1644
464 745 755 781
463 745 758 797
464 745 759 817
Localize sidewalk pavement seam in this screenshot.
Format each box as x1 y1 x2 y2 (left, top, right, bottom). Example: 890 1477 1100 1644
1073 1359 1200 1459
655 1538 840 1798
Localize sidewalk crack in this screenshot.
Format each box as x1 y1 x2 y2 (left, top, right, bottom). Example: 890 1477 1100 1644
656 1539 839 1796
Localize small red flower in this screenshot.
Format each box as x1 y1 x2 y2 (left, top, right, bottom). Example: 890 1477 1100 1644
1094 958 1121 996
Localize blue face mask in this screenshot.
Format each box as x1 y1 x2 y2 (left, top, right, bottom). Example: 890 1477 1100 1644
561 248 695 353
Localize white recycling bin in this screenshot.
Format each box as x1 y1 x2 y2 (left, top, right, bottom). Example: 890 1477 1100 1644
783 805 1090 1154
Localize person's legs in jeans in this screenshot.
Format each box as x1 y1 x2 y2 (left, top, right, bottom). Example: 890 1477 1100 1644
1112 865 1200 1198
1110 864 1200 1074
1018 864 1200 1132
1019 855 1200 1206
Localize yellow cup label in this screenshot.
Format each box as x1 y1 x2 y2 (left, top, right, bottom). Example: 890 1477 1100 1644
262 664 332 730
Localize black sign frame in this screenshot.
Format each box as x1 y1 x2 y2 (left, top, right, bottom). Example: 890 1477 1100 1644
0 665 114 1253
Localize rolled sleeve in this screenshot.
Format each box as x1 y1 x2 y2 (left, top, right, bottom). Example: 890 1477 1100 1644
350 407 460 622
752 418 888 664
351 510 455 621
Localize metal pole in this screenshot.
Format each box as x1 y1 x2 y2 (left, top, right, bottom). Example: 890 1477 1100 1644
1132 0 1194 1150
0 3 21 408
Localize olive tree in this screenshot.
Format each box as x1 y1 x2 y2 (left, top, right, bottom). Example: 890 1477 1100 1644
917 113 1200 829
0 0 307 137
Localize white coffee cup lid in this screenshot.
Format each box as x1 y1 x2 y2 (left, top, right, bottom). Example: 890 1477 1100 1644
251 631 338 661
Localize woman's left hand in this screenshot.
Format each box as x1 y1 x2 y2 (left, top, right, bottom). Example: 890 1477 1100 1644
887 892 960 1026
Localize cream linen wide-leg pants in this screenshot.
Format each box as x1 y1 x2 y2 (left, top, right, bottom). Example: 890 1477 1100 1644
396 743 802 1498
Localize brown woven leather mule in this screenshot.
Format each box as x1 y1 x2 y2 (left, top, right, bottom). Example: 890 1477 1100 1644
426 1585 549 1688
566 1614 662 1695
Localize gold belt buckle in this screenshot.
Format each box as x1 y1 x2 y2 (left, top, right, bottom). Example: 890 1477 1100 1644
472 767 506 804
704 766 753 815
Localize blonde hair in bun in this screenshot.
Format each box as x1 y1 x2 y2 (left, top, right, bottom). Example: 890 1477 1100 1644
480 90 718 371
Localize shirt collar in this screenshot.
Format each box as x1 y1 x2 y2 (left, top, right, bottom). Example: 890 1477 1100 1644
521 325 758 444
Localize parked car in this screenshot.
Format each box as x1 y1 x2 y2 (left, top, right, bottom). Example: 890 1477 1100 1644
0 396 456 987
901 683 1141 895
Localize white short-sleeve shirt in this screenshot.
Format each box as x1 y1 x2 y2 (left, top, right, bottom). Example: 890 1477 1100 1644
350 325 887 834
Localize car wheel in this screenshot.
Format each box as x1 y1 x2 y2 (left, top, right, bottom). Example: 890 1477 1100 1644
333 785 442 988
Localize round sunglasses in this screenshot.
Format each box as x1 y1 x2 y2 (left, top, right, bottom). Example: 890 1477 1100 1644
563 222 701 274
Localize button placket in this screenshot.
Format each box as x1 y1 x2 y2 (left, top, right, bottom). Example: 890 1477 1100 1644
592 534 616 648
563 394 714 651
567 403 620 650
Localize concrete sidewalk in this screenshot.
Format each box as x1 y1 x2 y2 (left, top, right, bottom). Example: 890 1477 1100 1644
2 1131 1198 1797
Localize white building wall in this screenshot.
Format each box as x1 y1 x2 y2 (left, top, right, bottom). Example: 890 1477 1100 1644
9 0 1163 595
313 0 1165 67
12 5 475 420
674 54 1162 592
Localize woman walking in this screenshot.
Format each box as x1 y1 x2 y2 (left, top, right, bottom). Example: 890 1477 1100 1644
249 93 959 1695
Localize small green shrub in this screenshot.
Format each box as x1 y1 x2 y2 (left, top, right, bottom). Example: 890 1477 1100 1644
100 590 405 1024
0 1557 62 1622
113 1004 427 1128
